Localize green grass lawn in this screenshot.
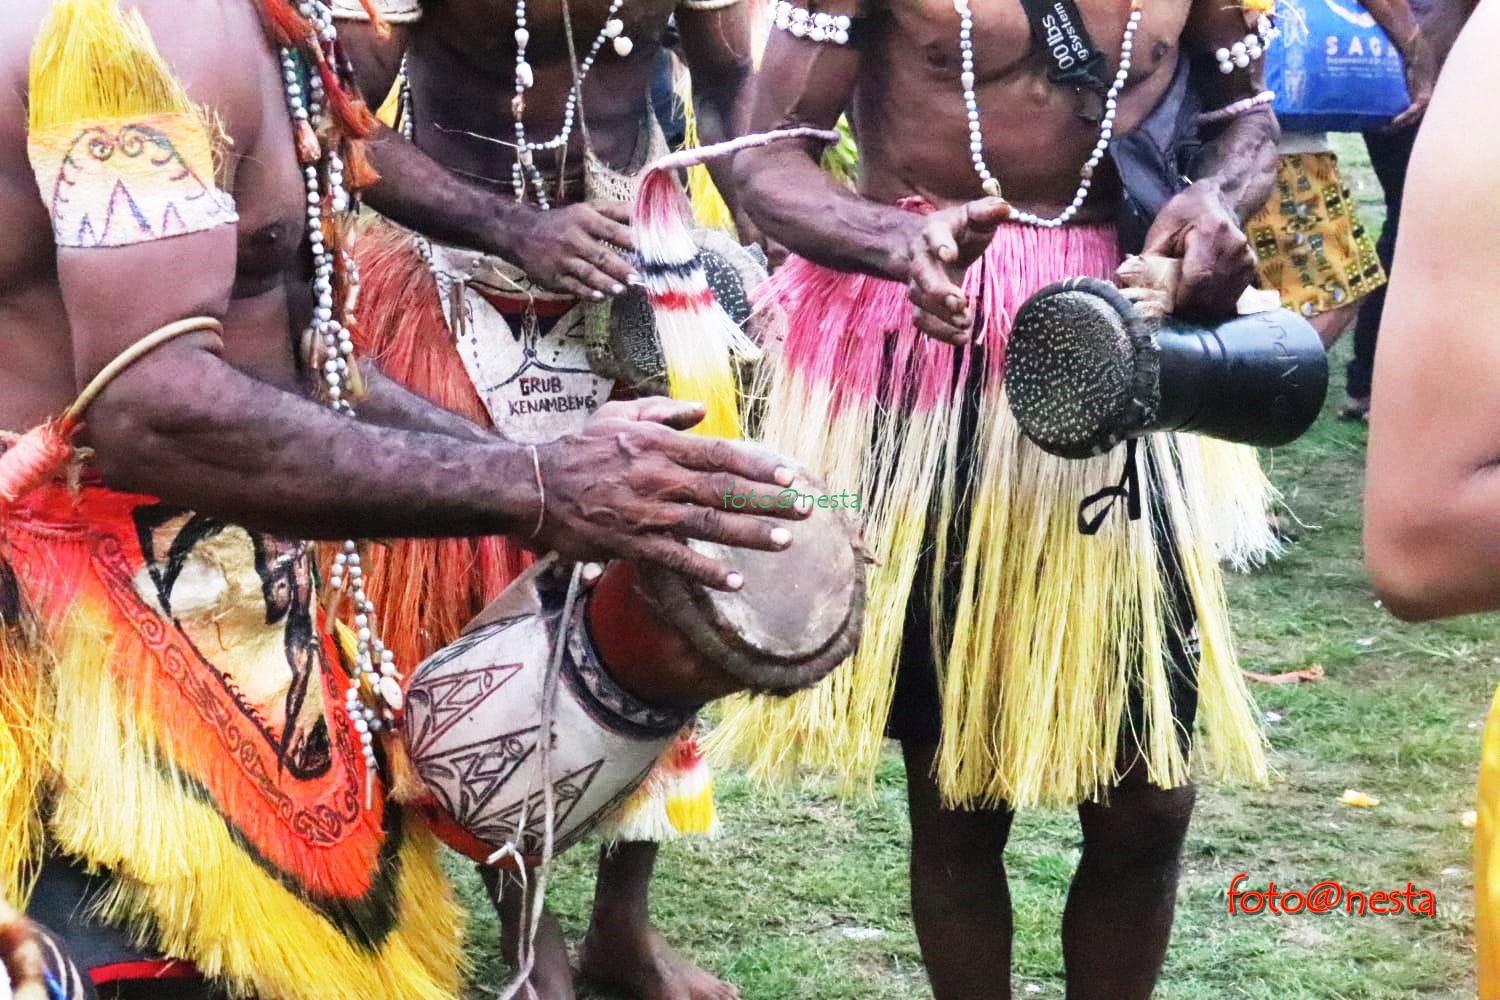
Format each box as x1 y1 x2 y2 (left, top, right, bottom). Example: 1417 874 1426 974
451 136 1499 998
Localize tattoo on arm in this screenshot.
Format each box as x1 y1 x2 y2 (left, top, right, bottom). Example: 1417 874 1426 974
88 344 538 542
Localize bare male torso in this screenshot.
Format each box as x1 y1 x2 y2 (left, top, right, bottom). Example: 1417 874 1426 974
409 0 697 201
848 0 1192 217
0 0 307 432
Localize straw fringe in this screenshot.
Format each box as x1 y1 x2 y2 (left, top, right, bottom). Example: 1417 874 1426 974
633 167 759 440
595 736 721 844
345 222 532 671
0 608 51 910
0 481 469 998
710 224 1267 808
27 0 195 132
1159 436 1269 785
1197 439 1284 570
6 539 467 1000
708 260 956 790
670 62 736 236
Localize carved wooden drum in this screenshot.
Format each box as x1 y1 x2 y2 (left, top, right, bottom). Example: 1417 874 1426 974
403 469 864 865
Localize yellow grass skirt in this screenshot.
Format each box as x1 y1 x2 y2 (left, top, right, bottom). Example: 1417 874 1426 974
707 223 1268 809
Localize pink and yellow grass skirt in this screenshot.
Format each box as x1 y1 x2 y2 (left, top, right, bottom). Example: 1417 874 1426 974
708 221 1269 809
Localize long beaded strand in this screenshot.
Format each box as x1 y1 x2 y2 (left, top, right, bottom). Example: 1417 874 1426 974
956 0 1143 228
511 0 633 207
276 0 404 789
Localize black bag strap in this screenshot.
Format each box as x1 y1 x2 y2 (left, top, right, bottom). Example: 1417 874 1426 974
1077 438 1143 535
1018 0 1110 94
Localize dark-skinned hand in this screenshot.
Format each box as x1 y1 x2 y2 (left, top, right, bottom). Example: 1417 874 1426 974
494 199 639 299
1141 180 1256 318
531 398 807 591
1391 27 1439 129
898 197 1011 345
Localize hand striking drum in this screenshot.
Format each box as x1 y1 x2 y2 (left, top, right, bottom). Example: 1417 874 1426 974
402 465 865 865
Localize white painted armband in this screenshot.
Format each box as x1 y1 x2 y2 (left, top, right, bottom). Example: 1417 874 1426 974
29 113 238 249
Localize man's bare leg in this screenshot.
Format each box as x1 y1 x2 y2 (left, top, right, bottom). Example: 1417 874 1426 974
903 742 1016 1000
1062 768 1195 1000
579 841 739 1000
483 866 577 1000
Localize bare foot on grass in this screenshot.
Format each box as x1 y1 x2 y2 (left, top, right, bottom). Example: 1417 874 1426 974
579 920 738 1000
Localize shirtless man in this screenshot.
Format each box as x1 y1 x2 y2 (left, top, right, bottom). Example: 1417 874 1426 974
331 4 756 998
709 0 1279 997
346 0 752 297
0 2 799 998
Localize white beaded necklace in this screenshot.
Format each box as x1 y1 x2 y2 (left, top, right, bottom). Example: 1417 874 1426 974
957 0 1144 228
278 0 403 784
511 0 635 207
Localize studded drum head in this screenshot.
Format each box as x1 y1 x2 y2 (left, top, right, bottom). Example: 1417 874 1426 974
1003 277 1161 460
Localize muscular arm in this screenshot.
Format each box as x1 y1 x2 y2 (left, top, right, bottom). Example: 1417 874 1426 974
731 10 921 279
59 230 536 540
1181 0 1278 224
362 121 528 258
335 14 538 263
357 363 495 442
65 231 797 585
676 2 754 214
1363 4 1500 620
1133 0 1278 315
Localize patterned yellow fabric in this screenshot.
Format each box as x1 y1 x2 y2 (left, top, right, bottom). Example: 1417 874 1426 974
1247 153 1385 318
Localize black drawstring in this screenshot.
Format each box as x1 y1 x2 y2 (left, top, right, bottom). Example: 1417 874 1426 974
1077 438 1142 535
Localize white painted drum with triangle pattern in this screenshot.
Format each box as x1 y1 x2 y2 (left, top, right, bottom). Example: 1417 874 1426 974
401 562 694 864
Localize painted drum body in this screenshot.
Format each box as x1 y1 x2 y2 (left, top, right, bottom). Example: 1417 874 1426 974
402 562 695 864
403 467 865 866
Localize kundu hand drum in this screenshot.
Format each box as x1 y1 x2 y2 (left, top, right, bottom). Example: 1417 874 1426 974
1003 277 1328 460
401 470 864 866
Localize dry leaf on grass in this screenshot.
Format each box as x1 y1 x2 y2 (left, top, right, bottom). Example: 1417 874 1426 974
1244 664 1326 685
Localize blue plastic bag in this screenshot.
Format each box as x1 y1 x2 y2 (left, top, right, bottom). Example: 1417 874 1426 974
1266 0 1411 132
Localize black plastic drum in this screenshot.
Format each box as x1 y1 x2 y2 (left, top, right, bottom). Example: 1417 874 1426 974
1004 277 1328 459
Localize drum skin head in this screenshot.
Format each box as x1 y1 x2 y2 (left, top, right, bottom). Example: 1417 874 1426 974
1004 277 1161 460
636 467 866 695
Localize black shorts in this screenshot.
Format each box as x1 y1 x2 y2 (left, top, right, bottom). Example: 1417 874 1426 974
884 357 1202 757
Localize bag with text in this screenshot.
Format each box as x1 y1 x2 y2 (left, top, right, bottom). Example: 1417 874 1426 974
1267 0 1410 132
